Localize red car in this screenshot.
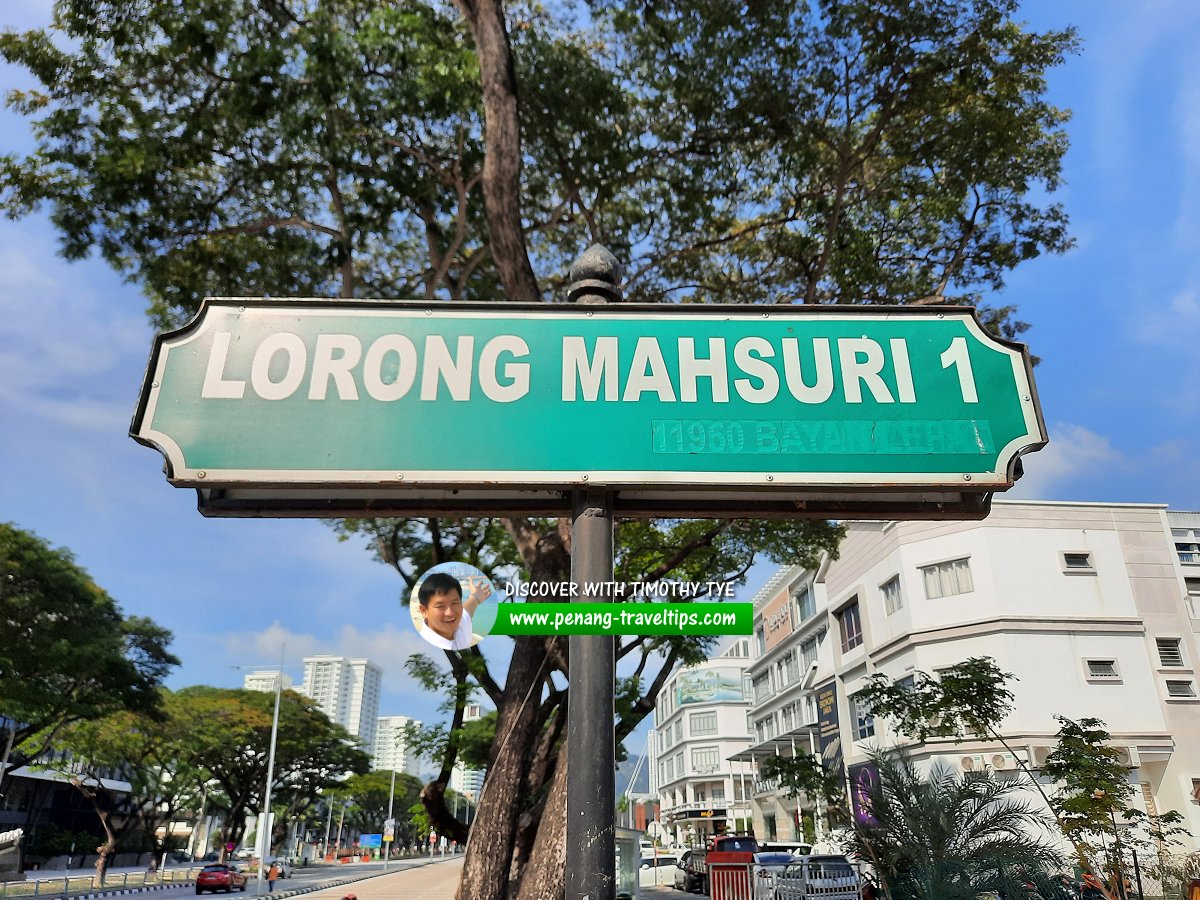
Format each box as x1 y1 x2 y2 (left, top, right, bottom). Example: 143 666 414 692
195 863 248 894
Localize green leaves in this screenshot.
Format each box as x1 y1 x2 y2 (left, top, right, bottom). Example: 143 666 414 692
0 522 178 758
843 752 1069 900
858 657 1016 743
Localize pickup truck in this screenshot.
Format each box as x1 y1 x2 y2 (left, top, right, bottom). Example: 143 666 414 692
686 834 759 896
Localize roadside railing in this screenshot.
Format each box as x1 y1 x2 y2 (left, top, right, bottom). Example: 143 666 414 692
0 866 204 899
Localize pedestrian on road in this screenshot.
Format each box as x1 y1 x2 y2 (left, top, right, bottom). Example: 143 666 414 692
267 862 280 892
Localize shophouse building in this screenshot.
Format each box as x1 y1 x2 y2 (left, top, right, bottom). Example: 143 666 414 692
740 501 1200 852
652 639 756 847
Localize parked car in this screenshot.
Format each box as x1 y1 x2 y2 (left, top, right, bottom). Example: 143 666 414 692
773 854 859 900
195 863 248 894
673 849 702 893
751 851 794 896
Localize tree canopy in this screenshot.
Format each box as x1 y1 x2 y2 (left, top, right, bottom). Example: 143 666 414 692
167 687 370 847
0 1 1079 896
0 522 178 785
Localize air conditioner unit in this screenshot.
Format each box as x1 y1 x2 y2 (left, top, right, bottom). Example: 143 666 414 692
960 754 985 772
1110 746 1139 768
1031 746 1053 769
990 752 1018 771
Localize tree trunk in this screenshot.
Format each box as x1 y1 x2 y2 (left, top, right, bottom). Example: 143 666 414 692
455 636 548 900
509 742 568 900
452 0 541 303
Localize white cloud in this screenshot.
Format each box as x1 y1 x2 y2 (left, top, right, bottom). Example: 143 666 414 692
0 228 152 434
219 622 433 685
1006 423 1121 500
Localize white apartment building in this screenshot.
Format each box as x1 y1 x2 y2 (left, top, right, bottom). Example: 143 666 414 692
373 715 422 775
299 656 382 750
242 670 293 693
742 501 1200 851
652 639 756 847
449 703 487 802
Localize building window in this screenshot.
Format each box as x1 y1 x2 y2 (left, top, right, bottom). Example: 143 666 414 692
920 558 974 599
1188 578 1200 619
712 783 725 801
1061 551 1096 574
1085 659 1121 682
1157 638 1185 668
692 747 720 773
838 601 863 652
756 627 766 656
803 695 818 724
1166 680 1197 699
690 711 718 736
800 635 819 668
1174 527 1200 565
753 673 772 703
851 693 875 740
794 585 816 622
881 576 903 615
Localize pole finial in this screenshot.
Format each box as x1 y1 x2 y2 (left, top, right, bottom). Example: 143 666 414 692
568 243 623 304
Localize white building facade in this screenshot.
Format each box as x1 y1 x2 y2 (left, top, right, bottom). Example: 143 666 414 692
373 715 423 775
449 703 486 801
242 670 293 693
653 639 756 847
743 501 1200 851
299 656 383 750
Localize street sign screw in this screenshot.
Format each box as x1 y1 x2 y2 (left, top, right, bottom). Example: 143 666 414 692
766 474 774 481
963 474 972 481
425 309 433 316
238 306 246 312
197 471 206 479
396 474 404 481
762 312 769 318
581 474 589 481
1023 395 1031 401
152 382 159 388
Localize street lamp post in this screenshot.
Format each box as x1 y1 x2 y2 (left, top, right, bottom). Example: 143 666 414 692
334 802 348 857
255 670 283 896
383 768 396 871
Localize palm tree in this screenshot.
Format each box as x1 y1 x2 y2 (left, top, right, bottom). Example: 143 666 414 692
844 752 1074 900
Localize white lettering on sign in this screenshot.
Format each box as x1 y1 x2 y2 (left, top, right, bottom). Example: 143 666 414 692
362 334 418 401
562 336 618 401
201 332 531 402
198 329 977 407
732 338 778 404
623 337 677 402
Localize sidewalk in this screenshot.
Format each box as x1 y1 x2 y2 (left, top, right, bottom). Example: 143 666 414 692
291 859 463 900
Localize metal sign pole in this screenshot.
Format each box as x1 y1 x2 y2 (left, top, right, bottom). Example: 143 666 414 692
564 246 621 900
565 487 615 900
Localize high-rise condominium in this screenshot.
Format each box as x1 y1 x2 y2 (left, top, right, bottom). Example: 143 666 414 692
299 656 382 749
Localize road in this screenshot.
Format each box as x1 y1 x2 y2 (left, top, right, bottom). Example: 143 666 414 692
9 856 461 900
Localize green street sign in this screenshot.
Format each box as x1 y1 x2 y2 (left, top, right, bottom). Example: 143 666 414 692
131 299 1046 519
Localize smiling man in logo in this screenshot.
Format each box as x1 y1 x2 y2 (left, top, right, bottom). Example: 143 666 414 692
416 571 484 650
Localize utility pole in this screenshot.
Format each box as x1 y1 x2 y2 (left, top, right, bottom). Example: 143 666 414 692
564 245 621 900
254 660 284 896
383 768 396 871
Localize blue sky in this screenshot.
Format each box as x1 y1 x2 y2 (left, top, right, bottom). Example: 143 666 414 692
2 1 1199 740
